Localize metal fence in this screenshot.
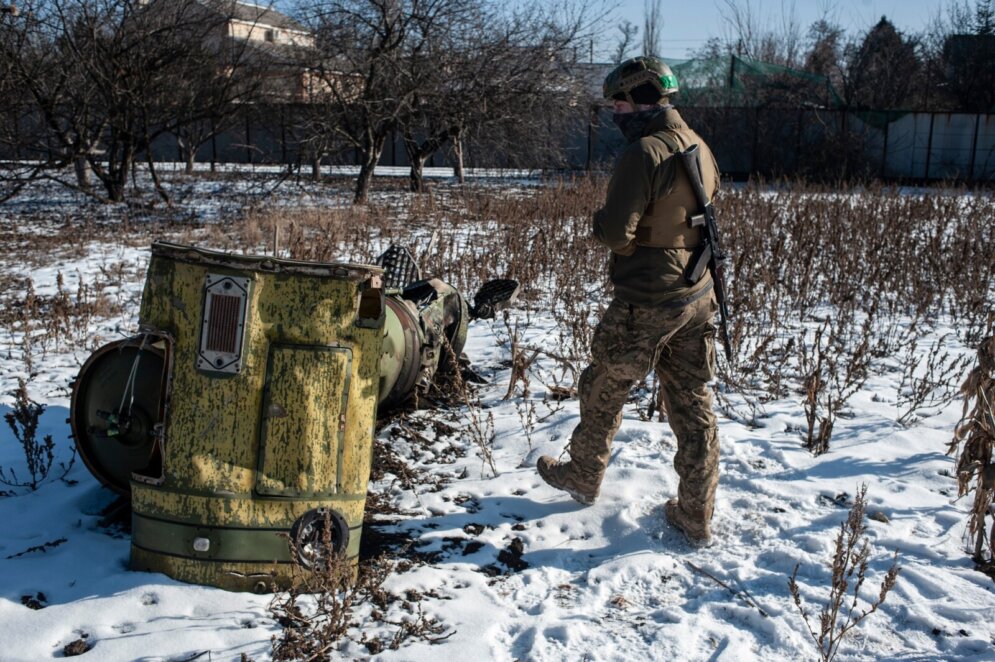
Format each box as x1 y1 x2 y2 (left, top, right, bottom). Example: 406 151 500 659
584 107 995 183
13 104 995 183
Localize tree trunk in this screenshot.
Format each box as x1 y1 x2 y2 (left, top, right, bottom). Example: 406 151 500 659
311 154 321 182
210 123 218 173
146 148 170 205
402 128 422 192
104 147 133 203
103 164 125 202
409 155 427 193
452 135 465 184
355 157 377 204
354 133 386 204
106 175 125 203
176 135 196 175
73 156 91 191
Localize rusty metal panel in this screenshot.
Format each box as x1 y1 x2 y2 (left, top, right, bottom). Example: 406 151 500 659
197 273 251 374
256 345 351 497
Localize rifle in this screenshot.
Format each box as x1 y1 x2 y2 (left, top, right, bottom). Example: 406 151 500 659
678 144 733 364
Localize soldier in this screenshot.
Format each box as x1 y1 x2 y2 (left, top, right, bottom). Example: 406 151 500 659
536 56 721 547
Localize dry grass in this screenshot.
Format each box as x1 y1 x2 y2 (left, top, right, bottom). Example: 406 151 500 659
1 174 992 640
788 484 902 662
3 174 992 443
949 337 995 567
269 523 452 659
1 378 76 493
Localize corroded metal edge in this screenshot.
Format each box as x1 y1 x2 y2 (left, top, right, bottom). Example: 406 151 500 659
130 546 359 592
151 241 383 281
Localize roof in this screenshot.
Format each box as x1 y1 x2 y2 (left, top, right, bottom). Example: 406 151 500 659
200 0 308 33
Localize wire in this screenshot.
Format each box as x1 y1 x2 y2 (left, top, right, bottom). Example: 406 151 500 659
117 334 150 422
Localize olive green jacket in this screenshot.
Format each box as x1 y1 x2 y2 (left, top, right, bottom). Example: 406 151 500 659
593 107 720 307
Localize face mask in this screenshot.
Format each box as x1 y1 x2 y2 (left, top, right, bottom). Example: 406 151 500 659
612 105 672 143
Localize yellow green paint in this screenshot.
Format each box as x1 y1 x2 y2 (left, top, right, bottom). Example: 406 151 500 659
132 243 382 591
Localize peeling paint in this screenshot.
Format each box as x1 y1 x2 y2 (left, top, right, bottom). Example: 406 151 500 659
131 243 383 590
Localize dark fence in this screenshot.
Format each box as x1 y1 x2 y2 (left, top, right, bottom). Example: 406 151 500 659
7 104 995 184
585 107 995 183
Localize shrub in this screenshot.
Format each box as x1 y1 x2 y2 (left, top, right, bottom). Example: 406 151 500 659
788 484 901 662
1 379 75 493
948 336 995 569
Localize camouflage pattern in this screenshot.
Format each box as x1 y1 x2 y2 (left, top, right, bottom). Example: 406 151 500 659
539 91 722 539
536 455 599 505
540 290 718 536
665 498 711 546
603 56 680 103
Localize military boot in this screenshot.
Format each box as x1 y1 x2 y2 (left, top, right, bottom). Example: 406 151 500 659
664 498 712 547
536 456 599 506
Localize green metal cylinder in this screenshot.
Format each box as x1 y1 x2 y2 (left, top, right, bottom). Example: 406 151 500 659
127 242 384 591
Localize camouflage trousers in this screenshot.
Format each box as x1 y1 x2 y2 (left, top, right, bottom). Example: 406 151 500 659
566 290 719 523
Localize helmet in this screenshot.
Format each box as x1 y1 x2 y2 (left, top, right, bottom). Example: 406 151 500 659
603 56 679 106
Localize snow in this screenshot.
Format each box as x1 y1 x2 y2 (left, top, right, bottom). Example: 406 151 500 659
0 174 993 661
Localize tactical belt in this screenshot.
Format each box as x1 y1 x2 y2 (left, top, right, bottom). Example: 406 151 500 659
634 224 700 249
626 279 713 309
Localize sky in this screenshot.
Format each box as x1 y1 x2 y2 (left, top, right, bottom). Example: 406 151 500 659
609 0 957 60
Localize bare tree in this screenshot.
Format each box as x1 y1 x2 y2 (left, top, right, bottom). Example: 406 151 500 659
804 19 844 77
294 0 605 202
0 5 48 201
717 0 803 67
924 0 995 111
613 19 637 63
168 2 276 175
642 0 661 57
399 2 597 192
0 0 267 202
293 0 456 203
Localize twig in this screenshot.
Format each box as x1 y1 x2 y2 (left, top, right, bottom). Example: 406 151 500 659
395 423 434 446
686 561 769 618
175 651 211 662
5 537 68 560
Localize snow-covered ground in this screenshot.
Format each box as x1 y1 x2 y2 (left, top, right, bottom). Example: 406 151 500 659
0 174 993 661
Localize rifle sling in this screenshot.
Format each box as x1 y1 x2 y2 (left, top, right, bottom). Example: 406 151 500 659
685 243 712 284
